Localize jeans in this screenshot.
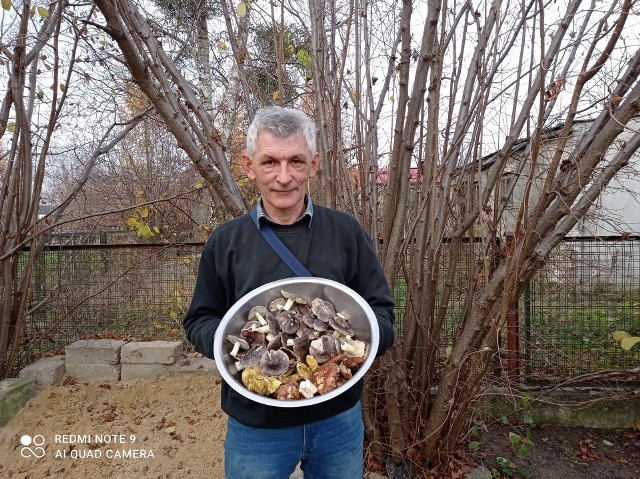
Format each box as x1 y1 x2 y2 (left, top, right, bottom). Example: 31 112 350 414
224 401 364 479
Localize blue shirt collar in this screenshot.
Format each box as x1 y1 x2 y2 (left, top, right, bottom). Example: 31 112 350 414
253 195 314 229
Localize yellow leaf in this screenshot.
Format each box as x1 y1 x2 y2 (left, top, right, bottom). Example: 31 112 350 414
216 41 228 51
2 0 11 12
612 331 631 342
272 90 280 100
620 336 640 351
183 258 192 266
7 122 15 133
137 224 154 238
153 226 160 233
140 207 149 218
169 311 178 320
37 6 48 17
153 322 165 329
194 180 203 189
127 217 139 227
237 1 247 17
60 83 66 92
389 95 395 103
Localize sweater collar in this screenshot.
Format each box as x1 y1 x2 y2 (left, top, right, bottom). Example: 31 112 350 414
253 195 314 229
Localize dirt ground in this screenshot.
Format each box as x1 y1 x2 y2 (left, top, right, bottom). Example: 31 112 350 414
0 373 227 479
467 420 640 479
1 371 639 479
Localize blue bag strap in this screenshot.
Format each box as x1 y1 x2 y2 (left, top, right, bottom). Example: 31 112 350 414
251 209 312 277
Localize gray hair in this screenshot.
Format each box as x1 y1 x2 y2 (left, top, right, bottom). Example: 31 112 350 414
246 106 317 158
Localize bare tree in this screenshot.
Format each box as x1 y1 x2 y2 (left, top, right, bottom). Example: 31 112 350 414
0 0 147 377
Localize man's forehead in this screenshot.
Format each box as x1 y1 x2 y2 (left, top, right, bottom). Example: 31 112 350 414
255 131 310 153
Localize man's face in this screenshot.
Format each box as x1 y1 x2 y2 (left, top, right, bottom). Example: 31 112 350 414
243 131 319 224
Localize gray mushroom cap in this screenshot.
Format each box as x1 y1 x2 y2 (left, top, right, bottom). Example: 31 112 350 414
311 298 336 321
227 334 250 358
265 311 281 336
309 336 341 363
281 290 309 310
329 315 355 336
269 297 287 312
248 305 268 324
276 311 300 334
259 349 290 376
235 344 266 370
266 333 283 351
291 335 310 357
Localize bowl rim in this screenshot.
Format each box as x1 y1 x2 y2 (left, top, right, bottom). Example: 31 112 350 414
213 277 380 407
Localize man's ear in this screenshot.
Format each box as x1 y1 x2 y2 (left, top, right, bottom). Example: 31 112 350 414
242 152 256 180
309 152 320 177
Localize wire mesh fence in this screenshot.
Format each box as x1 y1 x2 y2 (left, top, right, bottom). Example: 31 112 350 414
13 242 203 377
524 236 640 383
10 237 640 383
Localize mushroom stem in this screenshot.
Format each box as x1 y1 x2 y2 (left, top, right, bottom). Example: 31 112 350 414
283 298 295 311
254 312 267 325
230 342 242 357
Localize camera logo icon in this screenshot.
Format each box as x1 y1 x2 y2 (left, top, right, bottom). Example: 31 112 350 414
20 434 46 458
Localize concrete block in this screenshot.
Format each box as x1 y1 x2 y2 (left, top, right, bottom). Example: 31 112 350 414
0 377 36 427
65 339 127 365
121 363 171 380
170 354 218 375
65 362 121 382
120 341 183 365
19 356 65 386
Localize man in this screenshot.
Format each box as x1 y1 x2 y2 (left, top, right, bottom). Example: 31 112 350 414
183 106 395 479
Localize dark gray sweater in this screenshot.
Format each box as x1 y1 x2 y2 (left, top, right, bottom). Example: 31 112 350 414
183 205 395 428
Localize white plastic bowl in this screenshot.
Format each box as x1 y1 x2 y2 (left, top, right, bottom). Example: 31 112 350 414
213 277 380 407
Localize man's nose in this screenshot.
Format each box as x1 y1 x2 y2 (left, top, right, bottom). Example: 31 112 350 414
275 162 293 182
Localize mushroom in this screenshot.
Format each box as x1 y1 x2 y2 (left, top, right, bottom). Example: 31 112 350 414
264 311 281 336
266 333 283 351
241 365 281 396
311 361 340 395
275 382 301 400
234 344 266 371
298 379 318 399
311 297 336 321
309 336 341 363
269 297 286 311
241 320 270 335
340 336 366 357
227 335 250 358
281 290 308 311
248 305 268 325
276 311 300 334
291 335 310 358
329 315 355 336
259 349 290 377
